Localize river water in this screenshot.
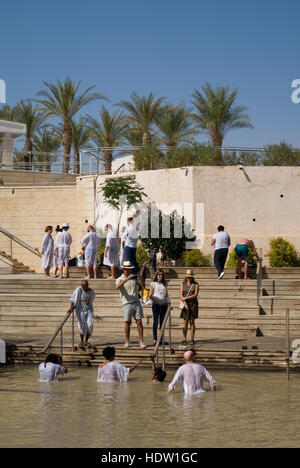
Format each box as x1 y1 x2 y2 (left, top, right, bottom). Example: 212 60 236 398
0 365 300 448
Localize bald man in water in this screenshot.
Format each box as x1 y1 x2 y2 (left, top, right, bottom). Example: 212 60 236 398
168 350 216 395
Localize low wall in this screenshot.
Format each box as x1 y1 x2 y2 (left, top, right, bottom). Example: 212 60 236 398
0 170 76 186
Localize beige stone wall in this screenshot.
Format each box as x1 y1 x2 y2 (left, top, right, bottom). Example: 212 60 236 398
0 186 77 271
0 170 76 186
1 166 300 271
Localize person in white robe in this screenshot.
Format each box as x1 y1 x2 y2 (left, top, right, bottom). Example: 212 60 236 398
41 226 54 279
56 223 72 279
54 225 62 277
68 280 96 348
97 346 141 382
104 224 119 280
168 350 216 395
81 225 101 279
39 353 67 383
119 228 127 269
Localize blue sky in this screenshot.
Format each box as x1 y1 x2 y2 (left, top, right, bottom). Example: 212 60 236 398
1 0 300 148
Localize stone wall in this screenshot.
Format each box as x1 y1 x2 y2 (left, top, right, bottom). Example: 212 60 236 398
0 166 300 272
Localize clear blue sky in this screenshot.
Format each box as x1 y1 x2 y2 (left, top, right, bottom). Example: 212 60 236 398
1 0 300 148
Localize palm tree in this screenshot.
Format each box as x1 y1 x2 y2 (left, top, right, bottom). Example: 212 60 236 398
191 83 253 152
34 77 106 173
32 129 61 172
14 100 46 170
70 117 91 174
118 92 165 146
0 104 16 121
87 106 127 174
156 102 200 147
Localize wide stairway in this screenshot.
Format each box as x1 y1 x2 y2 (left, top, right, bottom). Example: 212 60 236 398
1 268 300 370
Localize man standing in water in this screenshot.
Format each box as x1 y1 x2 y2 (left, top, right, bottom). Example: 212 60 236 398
168 350 216 395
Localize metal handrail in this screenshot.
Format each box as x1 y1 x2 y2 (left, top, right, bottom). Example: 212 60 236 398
0 253 14 267
36 309 75 357
0 227 41 258
256 250 263 306
151 304 173 370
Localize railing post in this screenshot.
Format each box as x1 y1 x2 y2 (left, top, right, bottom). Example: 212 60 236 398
72 310 75 352
286 309 290 380
60 328 63 359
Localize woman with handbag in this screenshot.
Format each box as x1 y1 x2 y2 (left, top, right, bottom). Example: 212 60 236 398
150 270 169 346
179 270 199 348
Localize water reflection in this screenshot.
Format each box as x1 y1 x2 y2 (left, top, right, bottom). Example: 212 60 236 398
0 366 300 447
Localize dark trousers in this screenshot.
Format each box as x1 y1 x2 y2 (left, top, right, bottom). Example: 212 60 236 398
214 248 228 276
152 303 168 342
124 246 139 274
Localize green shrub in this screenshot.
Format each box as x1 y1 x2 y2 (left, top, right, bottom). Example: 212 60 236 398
183 249 212 267
226 249 258 267
266 237 299 267
136 243 151 266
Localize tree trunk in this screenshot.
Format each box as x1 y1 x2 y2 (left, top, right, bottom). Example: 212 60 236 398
74 150 80 174
24 138 33 171
62 121 72 174
142 131 152 146
211 131 223 165
103 150 113 174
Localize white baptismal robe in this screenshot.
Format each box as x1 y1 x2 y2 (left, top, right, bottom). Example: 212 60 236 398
97 361 130 382
81 232 100 266
55 231 72 265
103 230 119 267
71 286 95 336
41 234 54 269
39 362 66 383
168 363 216 395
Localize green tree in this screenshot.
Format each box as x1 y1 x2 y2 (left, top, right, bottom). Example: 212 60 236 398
99 176 147 235
191 84 253 163
0 104 16 121
157 102 199 147
35 77 106 173
14 100 46 170
134 145 164 171
88 106 127 174
262 141 300 166
118 92 165 146
32 129 61 172
141 210 195 261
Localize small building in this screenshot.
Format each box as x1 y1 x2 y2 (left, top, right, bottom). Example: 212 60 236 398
0 120 26 167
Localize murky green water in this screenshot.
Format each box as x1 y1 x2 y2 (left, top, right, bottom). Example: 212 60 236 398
1 365 300 448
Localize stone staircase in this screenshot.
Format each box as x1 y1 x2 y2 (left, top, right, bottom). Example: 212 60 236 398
0 250 36 274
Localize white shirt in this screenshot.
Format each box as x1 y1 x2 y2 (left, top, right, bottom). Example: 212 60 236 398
39 362 66 383
168 363 216 395
97 361 130 382
150 281 167 302
124 224 138 248
213 231 230 250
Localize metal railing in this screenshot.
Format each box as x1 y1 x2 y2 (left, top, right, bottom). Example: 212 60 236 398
0 227 41 260
36 309 75 358
151 305 173 370
256 251 263 307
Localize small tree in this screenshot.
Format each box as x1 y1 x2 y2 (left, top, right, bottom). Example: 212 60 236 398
99 176 147 235
141 210 195 261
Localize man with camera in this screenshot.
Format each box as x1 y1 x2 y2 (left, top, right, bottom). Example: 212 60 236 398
116 261 146 349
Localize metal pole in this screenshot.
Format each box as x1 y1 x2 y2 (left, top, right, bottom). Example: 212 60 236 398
168 311 172 355
60 328 63 360
286 309 290 380
162 330 166 371
72 310 75 351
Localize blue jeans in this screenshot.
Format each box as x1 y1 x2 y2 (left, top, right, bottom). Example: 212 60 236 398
152 303 168 342
124 246 139 274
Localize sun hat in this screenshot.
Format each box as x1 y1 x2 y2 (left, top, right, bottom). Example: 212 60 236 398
62 223 70 228
122 261 134 270
186 269 195 277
